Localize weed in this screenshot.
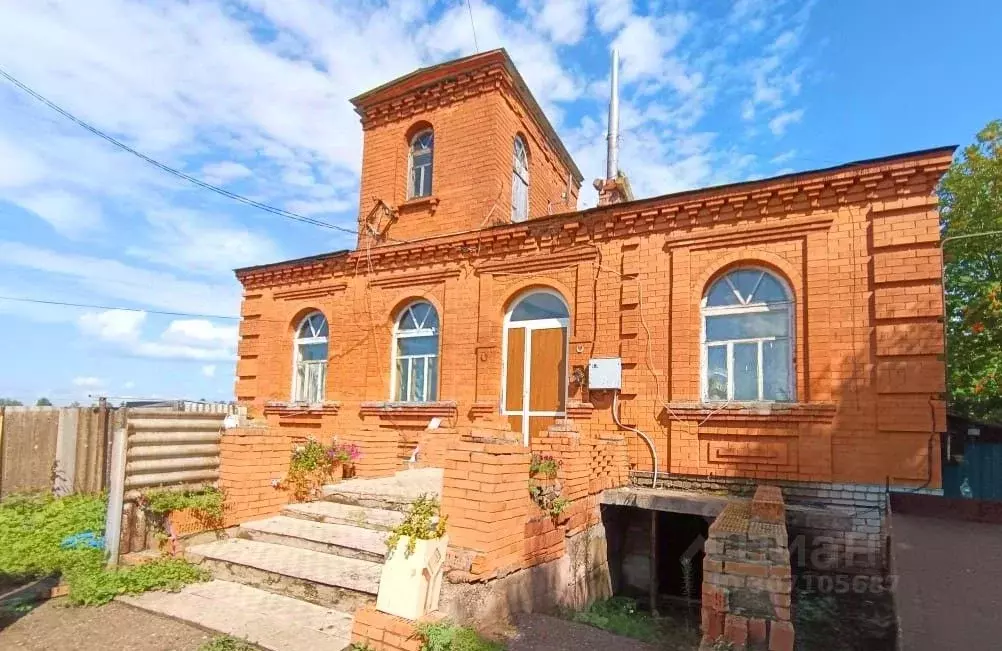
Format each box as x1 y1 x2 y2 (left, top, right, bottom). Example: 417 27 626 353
0 492 209 606
416 621 504 651
565 597 662 643
529 453 561 478
347 644 375 651
386 494 447 559
199 635 259 650
140 486 225 520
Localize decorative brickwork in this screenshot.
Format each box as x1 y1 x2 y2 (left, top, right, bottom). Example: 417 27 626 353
702 486 794 651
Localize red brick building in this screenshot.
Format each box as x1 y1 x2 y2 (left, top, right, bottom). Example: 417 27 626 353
232 49 953 569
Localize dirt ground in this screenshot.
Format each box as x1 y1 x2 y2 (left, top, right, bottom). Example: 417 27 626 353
0 601 672 651
0 599 216 651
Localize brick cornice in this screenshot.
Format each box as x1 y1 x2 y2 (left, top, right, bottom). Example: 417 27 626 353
358 401 459 420
236 147 955 285
263 401 341 417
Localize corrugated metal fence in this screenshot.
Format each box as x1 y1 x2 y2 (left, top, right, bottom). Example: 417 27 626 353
117 410 227 554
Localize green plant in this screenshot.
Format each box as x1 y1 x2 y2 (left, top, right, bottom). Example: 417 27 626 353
386 494 447 558
347 644 375 651
278 436 351 501
416 621 504 651
141 486 225 520
529 453 561 478
199 635 259 650
566 597 662 643
0 492 209 606
528 479 567 518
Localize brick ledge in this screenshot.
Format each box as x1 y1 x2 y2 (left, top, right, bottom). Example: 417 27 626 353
263 401 341 416
359 400 458 419
664 401 837 423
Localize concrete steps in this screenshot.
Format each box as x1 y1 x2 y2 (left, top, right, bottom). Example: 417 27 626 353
322 467 443 513
185 538 381 611
239 515 387 562
120 579 353 651
283 500 405 531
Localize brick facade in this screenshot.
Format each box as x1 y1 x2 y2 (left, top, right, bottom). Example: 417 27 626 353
232 49 954 504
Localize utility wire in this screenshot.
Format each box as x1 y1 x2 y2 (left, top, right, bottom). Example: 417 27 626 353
0 295 242 321
466 0 480 52
0 66 360 237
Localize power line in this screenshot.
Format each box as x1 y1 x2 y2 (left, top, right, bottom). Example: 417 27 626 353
0 66 360 237
0 295 242 320
466 0 480 52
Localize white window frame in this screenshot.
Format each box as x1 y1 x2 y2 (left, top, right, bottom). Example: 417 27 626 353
500 289 570 445
407 129 434 199
390 301 440 403
700 269 795 403
511 135 530 222
291 311 328 404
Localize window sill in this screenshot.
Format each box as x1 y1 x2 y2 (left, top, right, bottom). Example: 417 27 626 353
359 400 458 419
663 401 836 424
399 195 440 211
264 401 341 416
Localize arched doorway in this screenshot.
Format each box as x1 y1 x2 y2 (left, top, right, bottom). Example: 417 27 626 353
502 289 569 445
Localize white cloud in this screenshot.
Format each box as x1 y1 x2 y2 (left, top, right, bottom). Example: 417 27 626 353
612 14 694 91
72 376 104 388
126 209 283 276
594 0 633 33
201 365 217 378
768 109 804 136
770 149 797 164
523 0 589 45
18 190 104 238
77 309 237 362
200 161 253 185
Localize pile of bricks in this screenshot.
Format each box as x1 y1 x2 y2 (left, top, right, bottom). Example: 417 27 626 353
701 486 794 651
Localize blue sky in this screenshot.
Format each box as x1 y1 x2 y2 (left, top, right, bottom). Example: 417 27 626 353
0 0 999 405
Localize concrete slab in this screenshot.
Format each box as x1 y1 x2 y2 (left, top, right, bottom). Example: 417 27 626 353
119 579 353 651
323 467 443 511
186 538 381 595
283 500 405 531
601 486 729 517
240 515 388 561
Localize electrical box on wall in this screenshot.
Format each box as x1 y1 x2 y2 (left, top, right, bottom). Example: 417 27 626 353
588 358 622 390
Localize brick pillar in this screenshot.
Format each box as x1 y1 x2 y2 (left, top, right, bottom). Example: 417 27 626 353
440 433 530 578
701 485 794 651
219 426 294 527
531 420 594 536
354 426 401 478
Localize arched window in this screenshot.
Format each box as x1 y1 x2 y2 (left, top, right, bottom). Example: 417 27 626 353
393 301 440 402
293 311 328 403
701 269 793 402
408 130 434 199
511 136 530 222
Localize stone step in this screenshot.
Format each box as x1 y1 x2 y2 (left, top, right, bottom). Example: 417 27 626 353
239 515 387 562
186 538 380 611
322 468 443 513
283 500 405 532
119 579 353 651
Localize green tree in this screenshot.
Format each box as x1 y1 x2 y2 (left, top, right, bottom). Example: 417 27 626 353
939 120 1002 423
35 397 53 406
0 398 23 407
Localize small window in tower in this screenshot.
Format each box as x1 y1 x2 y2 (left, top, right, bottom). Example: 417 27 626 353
512 135 530 222
408 130 434 199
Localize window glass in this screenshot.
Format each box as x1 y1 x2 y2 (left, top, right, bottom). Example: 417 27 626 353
293 312 328 402
706 346 728 400
393 301 440 402
510 292 568 321
733 343 759 400
763 340 791 400
398 336 438 357
409 131 434 198
705 312 788 341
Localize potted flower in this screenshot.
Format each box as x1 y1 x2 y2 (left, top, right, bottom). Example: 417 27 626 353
376 494 449 620
329 439 361 480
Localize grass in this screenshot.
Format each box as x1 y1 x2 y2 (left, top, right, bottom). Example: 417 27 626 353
562 596 701 648
794 578 896 651
416 621 506 651
199 635 259 650
0 492 210 606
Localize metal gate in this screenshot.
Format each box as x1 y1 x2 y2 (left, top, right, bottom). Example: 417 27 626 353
944 441 1002 500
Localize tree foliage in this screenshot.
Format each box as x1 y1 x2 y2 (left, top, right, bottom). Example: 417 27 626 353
939 120 1002 423
35 397 52 406
0 398 23 407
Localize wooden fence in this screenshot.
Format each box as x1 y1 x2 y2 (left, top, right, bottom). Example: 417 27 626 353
0 403 124 497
